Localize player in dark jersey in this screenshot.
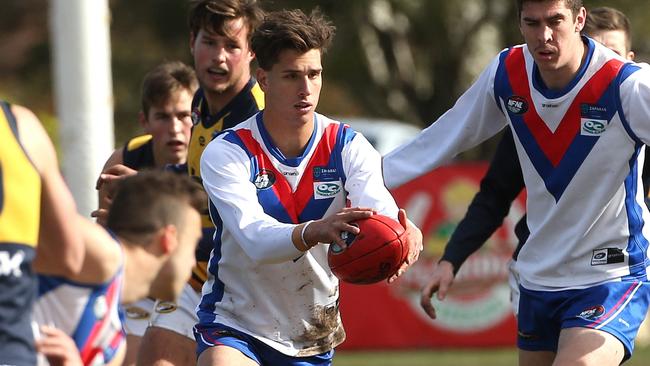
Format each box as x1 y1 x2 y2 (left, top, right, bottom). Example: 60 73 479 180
0 100 84 366
102 61 197 171
129 2 265 366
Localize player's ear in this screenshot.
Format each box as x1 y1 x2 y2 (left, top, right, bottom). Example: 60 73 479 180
256 68 268 92
138 111 148 130
627 50 635 61
157 225 179 255
574 7 586 32
189 32 197 55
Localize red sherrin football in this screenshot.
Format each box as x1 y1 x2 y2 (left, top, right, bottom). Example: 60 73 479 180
327 214 406 284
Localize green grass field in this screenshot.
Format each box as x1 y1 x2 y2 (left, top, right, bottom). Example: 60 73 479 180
334 346 650 365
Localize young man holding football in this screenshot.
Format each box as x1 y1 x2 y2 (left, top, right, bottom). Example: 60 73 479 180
195 9 422 366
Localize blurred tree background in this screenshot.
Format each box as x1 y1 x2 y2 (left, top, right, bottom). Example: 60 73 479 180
1 0 650 159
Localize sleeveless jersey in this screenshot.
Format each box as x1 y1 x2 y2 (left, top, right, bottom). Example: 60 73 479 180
383 37 650 290
198 112 398 356
187 78 264 289
0 101 41 366
122 134 155 170
34 237 125 366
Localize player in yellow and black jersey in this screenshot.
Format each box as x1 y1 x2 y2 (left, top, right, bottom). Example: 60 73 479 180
0 100 84 365
100 61 197 173
187 80 264 291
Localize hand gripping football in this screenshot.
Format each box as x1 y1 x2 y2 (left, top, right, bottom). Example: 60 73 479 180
328 214 407 284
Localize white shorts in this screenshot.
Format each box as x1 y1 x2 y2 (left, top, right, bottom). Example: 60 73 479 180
148 283 201 340
123 298 155 337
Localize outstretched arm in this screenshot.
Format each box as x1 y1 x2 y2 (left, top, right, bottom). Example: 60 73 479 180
421 129 525 318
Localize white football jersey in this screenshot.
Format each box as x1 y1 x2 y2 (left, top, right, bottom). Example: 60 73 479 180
198 112 398 356
384 37 650 291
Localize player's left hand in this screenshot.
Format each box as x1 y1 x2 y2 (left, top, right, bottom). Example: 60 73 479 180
388 208 423 283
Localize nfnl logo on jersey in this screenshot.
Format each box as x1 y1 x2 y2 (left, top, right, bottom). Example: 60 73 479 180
313 181 341 199
506 95 528 115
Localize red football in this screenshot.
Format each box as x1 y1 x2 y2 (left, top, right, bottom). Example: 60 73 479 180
328 214 407 284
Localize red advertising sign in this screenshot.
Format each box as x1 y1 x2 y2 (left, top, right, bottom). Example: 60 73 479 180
339 163 526 349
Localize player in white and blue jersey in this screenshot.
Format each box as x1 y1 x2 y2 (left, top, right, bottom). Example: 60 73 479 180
34 171 204 366
195 9 423 366
385 1 650 365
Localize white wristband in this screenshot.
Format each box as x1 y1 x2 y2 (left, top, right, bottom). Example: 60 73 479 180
300 220 314 251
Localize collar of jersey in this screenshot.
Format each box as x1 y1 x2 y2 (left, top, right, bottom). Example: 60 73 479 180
198 78 257 127
531 36 595 100
255 112 317 168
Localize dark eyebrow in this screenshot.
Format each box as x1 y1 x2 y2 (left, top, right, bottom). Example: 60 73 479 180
522 12 565 23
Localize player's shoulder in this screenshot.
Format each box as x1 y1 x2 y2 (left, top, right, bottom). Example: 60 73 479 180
11 103 53 174
204 115 258 156
125 134 153 151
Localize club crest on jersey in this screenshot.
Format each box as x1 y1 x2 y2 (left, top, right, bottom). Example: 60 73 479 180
506 95 528 115
253 169 276 190
314 181 341 199
577 305 605 321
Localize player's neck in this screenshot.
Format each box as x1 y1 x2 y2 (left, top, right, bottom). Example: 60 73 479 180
539 39 587 90
203 75 250 115
262 110 314 158
119 243 157 304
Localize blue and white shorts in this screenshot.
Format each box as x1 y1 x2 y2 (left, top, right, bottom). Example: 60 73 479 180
193 323 334 366
517 280 650 360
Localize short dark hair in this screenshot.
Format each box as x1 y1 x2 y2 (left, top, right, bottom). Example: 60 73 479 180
141 61 197 115
516 0 583 19
583 7 631 51
188 0 264 43
251 9 335 71
107 171 206 244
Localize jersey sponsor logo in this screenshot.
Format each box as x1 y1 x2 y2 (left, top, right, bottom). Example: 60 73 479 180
591 248 625 266
506 95 528 115
253 169 276 190
280 170 299 177
0 250 24 277
581 119 607 136
198 135 207 147
313 166 338 181
577 305 605 321
314 181 341 199
580 103 608 118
